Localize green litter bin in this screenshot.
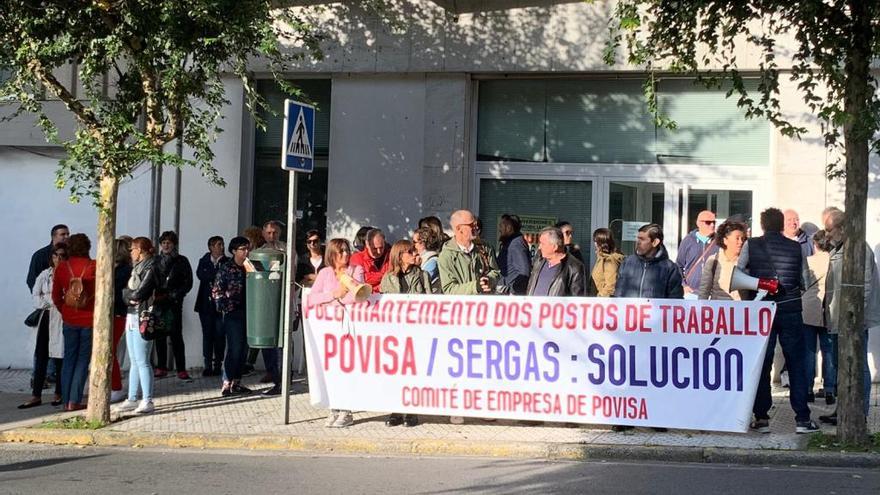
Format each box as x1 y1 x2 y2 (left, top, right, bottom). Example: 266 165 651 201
245 247 286 348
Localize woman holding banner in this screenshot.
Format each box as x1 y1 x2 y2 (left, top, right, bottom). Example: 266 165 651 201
380 239 433 427
308 238 366 428
698 221 748 301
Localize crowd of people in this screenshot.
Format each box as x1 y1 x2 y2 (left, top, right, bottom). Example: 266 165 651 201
20 205 877 433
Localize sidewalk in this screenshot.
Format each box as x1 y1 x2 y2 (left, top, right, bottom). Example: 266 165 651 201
1 368 878 465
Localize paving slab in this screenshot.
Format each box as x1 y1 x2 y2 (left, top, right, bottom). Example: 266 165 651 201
1 368 878 464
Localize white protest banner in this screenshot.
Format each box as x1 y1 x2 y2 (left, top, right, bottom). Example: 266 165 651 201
303 295 775 432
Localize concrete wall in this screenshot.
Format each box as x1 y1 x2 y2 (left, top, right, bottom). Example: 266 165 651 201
0 77 244 369
0 147 151 368
325 74 468 241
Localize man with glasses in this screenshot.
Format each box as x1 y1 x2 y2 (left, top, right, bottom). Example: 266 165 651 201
676 210 719 296
438 209 500 295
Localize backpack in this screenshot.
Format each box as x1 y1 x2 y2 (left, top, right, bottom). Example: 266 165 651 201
63 262 91 310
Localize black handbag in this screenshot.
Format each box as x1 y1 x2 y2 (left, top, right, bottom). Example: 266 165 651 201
24 309 45 328
139 301 171 341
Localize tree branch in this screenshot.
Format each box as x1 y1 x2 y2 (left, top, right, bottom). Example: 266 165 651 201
27 59 105 144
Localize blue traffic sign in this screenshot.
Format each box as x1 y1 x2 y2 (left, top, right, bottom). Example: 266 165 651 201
281 99 316 172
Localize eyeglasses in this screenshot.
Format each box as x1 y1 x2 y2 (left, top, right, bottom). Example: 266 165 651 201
235 247 250 252
700 220 716 225
459 222 477 229
562 230 573 236
306 239 320 245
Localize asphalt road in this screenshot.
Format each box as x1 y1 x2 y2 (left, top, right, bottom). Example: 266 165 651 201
0 444 878 494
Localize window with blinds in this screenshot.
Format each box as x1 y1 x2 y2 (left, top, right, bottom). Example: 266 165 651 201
656 79 769 166
252 79 331 240
477 78 769 166
255 79 331 157
478 178 592 258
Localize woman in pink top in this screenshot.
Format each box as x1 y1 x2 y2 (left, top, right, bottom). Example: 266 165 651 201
307 238 366 428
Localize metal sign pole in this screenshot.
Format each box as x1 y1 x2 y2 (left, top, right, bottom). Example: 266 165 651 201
282 171 297 424
279 98 313 425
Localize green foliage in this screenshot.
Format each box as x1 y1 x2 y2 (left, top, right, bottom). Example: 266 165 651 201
604 1 880 177
38 416 106 430
0 0 325 205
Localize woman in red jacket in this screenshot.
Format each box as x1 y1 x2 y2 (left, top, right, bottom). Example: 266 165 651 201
51 233 96 412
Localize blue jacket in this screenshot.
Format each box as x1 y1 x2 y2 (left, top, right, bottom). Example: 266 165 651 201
615 244 684 299
676 230 719 291
498 234 532 295
194 253 227 313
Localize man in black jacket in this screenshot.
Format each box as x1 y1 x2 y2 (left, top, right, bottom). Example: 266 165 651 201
738 207 818 434
526 227 585 297
194 236 227 377
27 224 69 291
614 223 684 299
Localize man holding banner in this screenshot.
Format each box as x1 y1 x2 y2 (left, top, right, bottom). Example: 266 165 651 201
526 227 585 297
438 210 500 295
615 223 684 300
737 208 819 434
612 223 683 432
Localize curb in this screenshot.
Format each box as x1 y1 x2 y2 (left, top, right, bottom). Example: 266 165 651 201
2 428 878 467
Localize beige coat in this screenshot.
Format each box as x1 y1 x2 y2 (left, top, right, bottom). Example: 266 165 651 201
590 252 624 297
697 253 742 301
802 251 830 327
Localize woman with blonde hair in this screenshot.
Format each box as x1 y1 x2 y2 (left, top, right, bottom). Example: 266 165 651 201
308 238 366 428
590 228 624 297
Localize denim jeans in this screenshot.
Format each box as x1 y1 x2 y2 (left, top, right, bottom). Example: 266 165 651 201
814 327 838 395
803 324 818 395
221 310 247 381
262 348 281 385
199 309 225 370
126 313 154 402
61 324 92 405
753 311 811 423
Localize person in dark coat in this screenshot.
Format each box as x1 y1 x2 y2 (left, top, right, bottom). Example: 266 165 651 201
295 230 325 287
612 223 681 432
526 227 585 297
676 211 719 295
738 207 818 435
194 236 227 377
497 214 532 295
27 224 69 291
615 223 684 299
154 230 194 380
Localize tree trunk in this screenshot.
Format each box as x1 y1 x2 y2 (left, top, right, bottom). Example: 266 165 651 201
837 0 871 446
86 174 119 424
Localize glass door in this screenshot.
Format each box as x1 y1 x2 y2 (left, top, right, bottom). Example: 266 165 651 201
681 187 754 243
608 181 665 256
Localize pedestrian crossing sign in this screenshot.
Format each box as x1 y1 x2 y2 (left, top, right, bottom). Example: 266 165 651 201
282 99 316 172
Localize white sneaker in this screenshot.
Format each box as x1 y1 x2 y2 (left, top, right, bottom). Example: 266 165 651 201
450 416 465 425
324 410 340 427
331 411 353 428
110 390 127 404
113 399 138 413
133 400 154 415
